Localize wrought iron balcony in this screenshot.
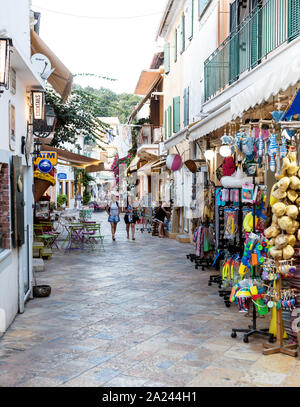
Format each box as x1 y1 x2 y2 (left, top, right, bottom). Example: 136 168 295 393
204 0 300 101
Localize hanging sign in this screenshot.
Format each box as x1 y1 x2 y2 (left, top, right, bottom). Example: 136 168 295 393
34 151 57 166
166 154 182 172
57 173 67 180
37 159 53 174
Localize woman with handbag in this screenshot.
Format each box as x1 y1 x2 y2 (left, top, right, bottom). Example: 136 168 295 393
124 197 138 240
105 195 121 241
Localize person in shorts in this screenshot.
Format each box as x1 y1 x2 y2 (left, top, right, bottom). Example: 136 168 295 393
105 195 120 241
124 197 137 240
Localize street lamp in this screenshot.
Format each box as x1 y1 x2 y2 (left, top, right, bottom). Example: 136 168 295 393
0 38 12 92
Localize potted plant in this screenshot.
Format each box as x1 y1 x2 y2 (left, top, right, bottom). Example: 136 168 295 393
57 194 67 210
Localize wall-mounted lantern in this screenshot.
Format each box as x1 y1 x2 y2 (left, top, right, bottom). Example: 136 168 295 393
0 38 13 92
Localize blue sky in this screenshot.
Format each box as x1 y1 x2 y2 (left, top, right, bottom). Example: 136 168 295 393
32 0 167 94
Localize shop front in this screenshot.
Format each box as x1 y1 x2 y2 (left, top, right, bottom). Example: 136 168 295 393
187 81 300 354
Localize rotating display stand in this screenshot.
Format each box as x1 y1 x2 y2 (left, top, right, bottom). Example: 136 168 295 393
231 176 274 344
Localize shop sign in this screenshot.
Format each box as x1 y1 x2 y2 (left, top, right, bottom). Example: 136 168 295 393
38 159 53 174
34 152 57 166
57 173 67 180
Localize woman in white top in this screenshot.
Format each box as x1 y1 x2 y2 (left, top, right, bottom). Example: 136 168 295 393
105 195 121 241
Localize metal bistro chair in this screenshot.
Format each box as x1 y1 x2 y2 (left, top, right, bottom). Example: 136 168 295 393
65 224 84 251
33 224 53 248
39 221 60 250
83 224 104 251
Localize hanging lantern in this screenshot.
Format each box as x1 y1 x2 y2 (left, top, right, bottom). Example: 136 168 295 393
166 154 182 171
204 149 214 160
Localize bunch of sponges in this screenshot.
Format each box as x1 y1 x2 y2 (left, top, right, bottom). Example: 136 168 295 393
265 150 300 260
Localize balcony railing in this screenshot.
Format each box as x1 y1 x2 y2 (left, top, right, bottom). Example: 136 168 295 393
136 125 164 149
204 0 300 101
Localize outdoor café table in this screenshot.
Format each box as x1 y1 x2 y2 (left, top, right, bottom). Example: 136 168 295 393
82 223 103 250
64 224 84 251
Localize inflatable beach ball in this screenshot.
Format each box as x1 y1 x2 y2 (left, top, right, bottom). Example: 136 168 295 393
166 154 182 171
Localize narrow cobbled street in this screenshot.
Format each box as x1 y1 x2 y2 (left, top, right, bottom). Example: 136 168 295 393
0 212 299 387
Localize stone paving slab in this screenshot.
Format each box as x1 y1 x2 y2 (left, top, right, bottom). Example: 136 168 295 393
0 212 299 387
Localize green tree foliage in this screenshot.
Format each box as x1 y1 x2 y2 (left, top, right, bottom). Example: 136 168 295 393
46 87 110 148
73 85 141 123
46 84 141 148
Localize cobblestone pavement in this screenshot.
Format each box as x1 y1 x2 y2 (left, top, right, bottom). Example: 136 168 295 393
0 212 299 387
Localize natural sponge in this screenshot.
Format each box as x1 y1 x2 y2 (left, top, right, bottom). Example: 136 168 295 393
282 244 294 260
286 205 299 220
278 216 293 231
289 176 300 190
272 202 286 217
277 177 290 191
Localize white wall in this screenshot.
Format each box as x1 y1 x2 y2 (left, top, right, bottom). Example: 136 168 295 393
0 0 35 333
56 164 75 209
0 0 31 60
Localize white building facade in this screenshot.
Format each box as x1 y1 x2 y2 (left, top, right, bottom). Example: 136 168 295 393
158 0 300 238
0 0 45 333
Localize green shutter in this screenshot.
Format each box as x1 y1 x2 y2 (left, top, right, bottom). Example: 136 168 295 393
198 0 210 18
183 88 190 127
164 42 170 74
188 0 194 40
174 29 177 62
180 13 185 54
173 97 180 133
164 110 168 140
288 0 300 41
168 106 172 138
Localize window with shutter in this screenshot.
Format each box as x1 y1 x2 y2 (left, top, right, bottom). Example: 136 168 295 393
183 88 190 127
173 97 180 133
164 42 170 74
180 13 185 54
174 29 177 62
186 87 190 126
198 0 210 19
188 0 194 40
168 106 172 138
164 110 168 140
183 89 187 127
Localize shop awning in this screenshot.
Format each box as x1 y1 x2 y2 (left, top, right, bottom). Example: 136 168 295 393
137 160 159 176
128 155 140 172
189 103 232 142
41 145 104 172
134 70 161 95
231 51 300 119
129 73 162 122
151 159 166 170
164 126 189 150
31 29 73 102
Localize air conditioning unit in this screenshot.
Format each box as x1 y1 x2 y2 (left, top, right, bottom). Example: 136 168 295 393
153 127 163 144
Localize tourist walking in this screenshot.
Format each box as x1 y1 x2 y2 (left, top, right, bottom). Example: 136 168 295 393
124 198 137 240
76 193 82 209
154 201 170 238
105 195 120 241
